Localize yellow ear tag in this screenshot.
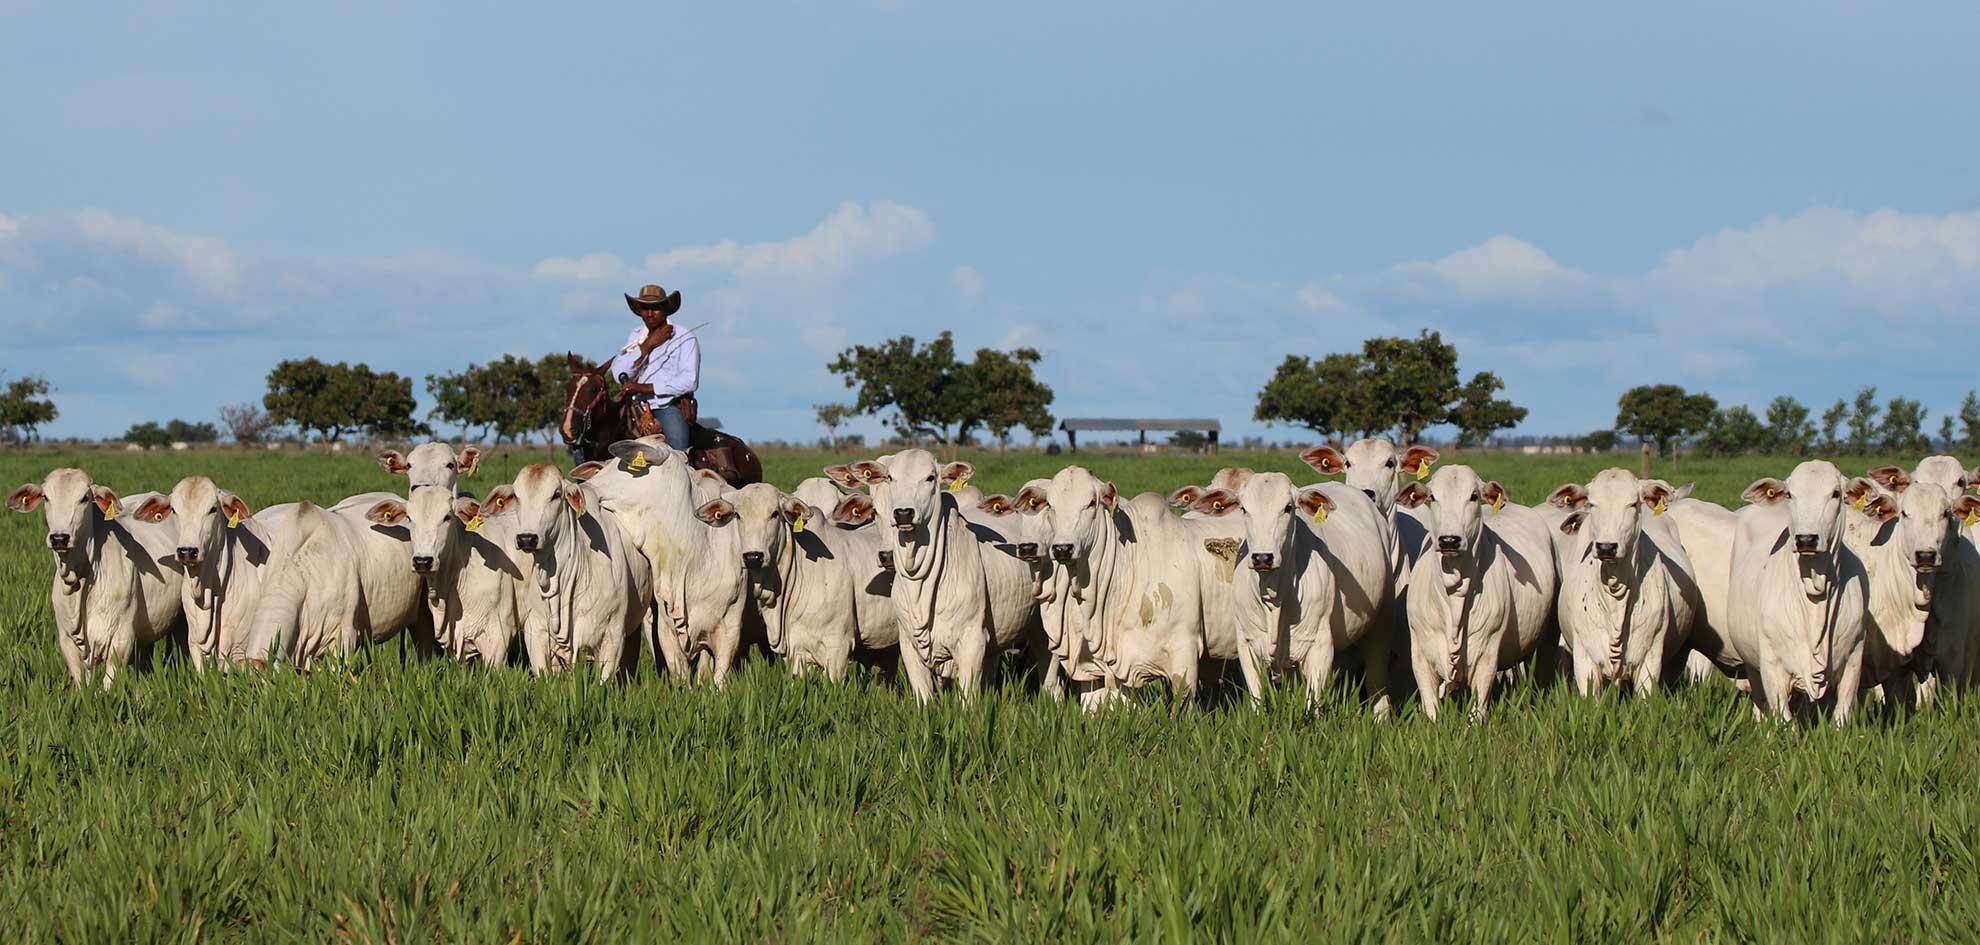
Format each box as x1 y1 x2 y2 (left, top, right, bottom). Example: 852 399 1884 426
1415 463 1430 481
1965 508 1978 528
1311 506 1328 526
792 512 807 534
1852 494 1868 513
102 505 117 522
465 515 483 533
945 479 965 493
627 451 649 471
1653 498 1666 516
226 511 242 529
1490 495 1504 513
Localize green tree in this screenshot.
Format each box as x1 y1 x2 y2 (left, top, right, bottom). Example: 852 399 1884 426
1846 387 1880 453
1583 429 1620 452
264 358 421 443
1169 430 1208 451
1253 352 1371 441
1448 371 1527 449
0 375 58 444
1819 399 1847 451
1878 396 1928 453
958 346 1055 453
1960 391 1980 450
217 403 275 445
1358 330 1460 444
830 333 966 449
123 421 171 449
1940 415 1957 450
814 403 856 450
1699 406 1767 457
1763 396 1813 455
163 419 221 444
425 355 566 445
1615 384 1716 462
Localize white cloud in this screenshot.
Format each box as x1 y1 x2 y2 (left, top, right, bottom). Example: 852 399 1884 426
950 263 986 303
71 209 242 298
0 212 18 238
643 200 934 279
533 252 628 282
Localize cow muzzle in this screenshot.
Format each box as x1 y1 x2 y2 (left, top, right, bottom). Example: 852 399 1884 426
1914 549 1939 573
176 546 201 564
1593 541 1619 560
46 532 72 551
742 551 766 570
1793 533 1819 555
1250 552 1276 571
1051 543 1075 562
514 533 540 552
1436 535 1463 555
892 507 916 530
877 550 896 572
411 555 435 573
1015 541 1040 561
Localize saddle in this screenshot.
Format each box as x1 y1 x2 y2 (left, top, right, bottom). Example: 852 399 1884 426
618 394 762 488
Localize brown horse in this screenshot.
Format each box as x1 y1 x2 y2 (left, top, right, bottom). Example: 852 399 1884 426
557 353 763 487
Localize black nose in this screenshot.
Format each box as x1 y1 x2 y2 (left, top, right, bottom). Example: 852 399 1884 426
1250 552 1275 571
1437 535 1462 553
46 532 71 551
411 555 435 573
1594 542 1619 560
515 533 539 552
1051 543 1075 562
176 547 199 563
1016 541 1039 560
877 550 895 571
1793 534 1818 554
1362 489 1377 502
742 551 765 570
892 507 915 528
1915 549 1939 571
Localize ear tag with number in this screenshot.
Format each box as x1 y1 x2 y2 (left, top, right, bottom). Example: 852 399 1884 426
792 512 807 534
1965 508 1978 528
627 451 649 471
945 479 964 493
102 505 117 522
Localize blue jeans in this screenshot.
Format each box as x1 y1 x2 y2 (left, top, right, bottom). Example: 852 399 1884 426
653 401 691 451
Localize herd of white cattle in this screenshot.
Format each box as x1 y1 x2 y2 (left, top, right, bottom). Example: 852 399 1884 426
11 439 1980 723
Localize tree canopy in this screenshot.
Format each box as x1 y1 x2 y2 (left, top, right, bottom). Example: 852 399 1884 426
425 354 567 445
828 331 1055 455
1449 371 1527 448
0 375 58 444
1254 331 1515 445
1615 384 1716 458
264 358 421 443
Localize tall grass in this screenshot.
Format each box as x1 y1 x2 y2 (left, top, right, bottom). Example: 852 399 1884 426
1 446 1974 942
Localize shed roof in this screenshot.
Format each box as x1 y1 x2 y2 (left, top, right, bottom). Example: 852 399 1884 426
1058 418 1221 433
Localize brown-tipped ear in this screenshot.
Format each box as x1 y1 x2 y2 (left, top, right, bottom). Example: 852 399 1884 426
1640 480 1675 512
564 484 588 515
1863 494 1898 522
1480 481 1509 511
1547 483 1588 510
978 494 1015 516
823 464 862 489
457 446 483 477
1559 510 1587 535
1168 486 1203 510
1842 476 1878 510
1298 445 1346 476
8 483 45 513
1015 485 1049 514
830 493 875 525
941 461 975 492
1401 445 1440 479
570 461 605 482
1967 467 1980 494
851 460 890 484
1190 488 1240 517
376 450 410 475
217 491 252 525
1396 482 1432 509
452 497 482 526
1953 495 1980 527
695 498 736 525
1742 478 1789 506
1867 464 1911 493
482 485 518 517
89 486 121 519
365 499 408 527
134 495 173 523
1099 481 1119 513
1295 487 1335 521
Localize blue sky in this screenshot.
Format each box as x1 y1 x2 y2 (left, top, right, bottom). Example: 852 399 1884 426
6 1 1980 443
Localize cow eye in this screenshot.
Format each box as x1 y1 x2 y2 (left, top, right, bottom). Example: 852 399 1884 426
1283 502 1295 513
925 474 937 483
1831 489 1842 499
1385 459 1395 468
1469 491 1481 502
446 462 456 470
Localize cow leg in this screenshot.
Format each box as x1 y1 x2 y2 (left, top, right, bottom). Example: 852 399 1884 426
101 632 138 691
1301 640 1336 709
1410 652 1442 722
1632 646 1662 697
652 601 692 681
899 640 938 704
1684 650 1716 685
57 630 86 688
1830 648 1864 727
1751 662 1792 723
1026 632 1066 702
1572 651 1599 697
711 611 745 689
1233 630 1268 703
1359 627 1395 720
953 629 991 706
1467 654 1502 723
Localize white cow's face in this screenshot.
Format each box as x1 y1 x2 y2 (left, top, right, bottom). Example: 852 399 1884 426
378 442 483 495
1871 482 1979 575
1301 438 1437 513
716 483 807 573
1191 473 1335 572
1743 461 1856 557
1556 469 1674 563
9 468 119 555
148 476 251 567
1037 466 1119 564
1907 456 1969 496
853 450 964 541
367 489 481 574
1398 465 1504 559
492 463 585 555
977 481 1053 560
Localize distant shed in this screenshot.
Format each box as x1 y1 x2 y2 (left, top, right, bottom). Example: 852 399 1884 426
1058 418 1222 454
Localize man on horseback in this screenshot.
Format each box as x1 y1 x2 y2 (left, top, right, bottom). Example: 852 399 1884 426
609 284 699 451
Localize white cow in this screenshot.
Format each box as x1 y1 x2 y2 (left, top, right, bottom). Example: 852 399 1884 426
791 476 848 514
135 477 308 670
1023 465 1244 706
482 463 651 679
1165 467 1257 518
845 450 1042 703
237 491 429 668
1187 473 1395 714
10 471 184 687
824 491 902 650
699 483 892 680
583 439 750 685
1726 462 1871 724
361 489 525 667
1662 491 1745 682
1840 476 1980 701
1301 439 1438 693
377 442 484 494
1546 471 1700 695
1396 466 1558 721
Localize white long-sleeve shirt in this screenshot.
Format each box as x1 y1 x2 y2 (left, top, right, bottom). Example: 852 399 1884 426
608 325 700 405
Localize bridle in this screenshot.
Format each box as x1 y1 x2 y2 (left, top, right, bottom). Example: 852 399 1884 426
562 372 608 448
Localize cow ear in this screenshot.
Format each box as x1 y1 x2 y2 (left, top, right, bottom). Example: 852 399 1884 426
217 491 252 526
1952 495 1980 528
569 461 605 482
1480 481 1509 512
1295 487 1335 524
457 446 483 477
1967 466 1980 494
564 484 589 515
481 485 518 517
88 485 122 519
1396 482 1432 509
365 499 407 526
695 498 737 526
1168 486 1203 511
9 483 45 513
823 464 862 490
1546 483 1588 510
830 493 874 525
1863 494 1898 522
1866 465 1911 493
1742 478 1789 506
376 450 410 475
1190 488 1239 517
851 461 890 485
134 495 173 523
780 496 813 523
1640 480 1676 515
1015 485 1049 514
1842 476 1879 512
1099 481 1118 513
978 494 1015 516
606 439 668 470
452 497 482 526
941 462 974 493
1299 445 1346 476
1559 510 1587 535
1401 445 1440 479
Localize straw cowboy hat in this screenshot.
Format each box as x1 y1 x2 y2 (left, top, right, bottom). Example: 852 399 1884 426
624 284 682 317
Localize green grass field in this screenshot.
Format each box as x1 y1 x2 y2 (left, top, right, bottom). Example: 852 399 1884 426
3 445 1976 942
